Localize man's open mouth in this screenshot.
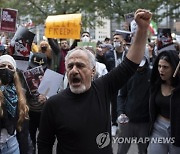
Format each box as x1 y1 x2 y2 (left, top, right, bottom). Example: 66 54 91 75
71 77 81 86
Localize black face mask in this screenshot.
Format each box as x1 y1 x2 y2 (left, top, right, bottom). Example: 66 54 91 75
0 68 14 85
41 46 47 51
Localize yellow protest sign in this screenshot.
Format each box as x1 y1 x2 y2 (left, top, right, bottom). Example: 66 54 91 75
45 13 82 39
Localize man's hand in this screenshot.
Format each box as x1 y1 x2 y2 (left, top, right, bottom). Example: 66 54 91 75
134 9 152 30
38 94 47 104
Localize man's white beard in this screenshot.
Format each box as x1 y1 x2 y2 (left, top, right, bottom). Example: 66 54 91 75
70 84 87 94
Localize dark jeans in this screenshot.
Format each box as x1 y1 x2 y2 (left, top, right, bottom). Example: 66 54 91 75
29 110 41 151
110 92 118 126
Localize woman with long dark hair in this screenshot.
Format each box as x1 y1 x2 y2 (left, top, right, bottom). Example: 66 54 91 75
148 50 180 154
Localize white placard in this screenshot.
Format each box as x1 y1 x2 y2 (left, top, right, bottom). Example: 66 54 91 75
176 35 180 42
15 60 29 71
38 69 64 97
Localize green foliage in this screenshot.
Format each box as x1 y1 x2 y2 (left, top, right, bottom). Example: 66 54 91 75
0 0 179 29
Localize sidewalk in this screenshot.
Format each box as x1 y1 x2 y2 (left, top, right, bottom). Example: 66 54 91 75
112 140 138 154
112 127 139 154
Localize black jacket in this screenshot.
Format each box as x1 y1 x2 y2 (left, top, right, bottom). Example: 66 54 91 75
96 49 116 72
117 64 151 122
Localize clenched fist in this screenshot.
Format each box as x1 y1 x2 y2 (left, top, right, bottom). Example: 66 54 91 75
134 9 152 31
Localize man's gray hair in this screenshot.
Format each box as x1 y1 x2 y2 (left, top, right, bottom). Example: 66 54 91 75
65 47 96 69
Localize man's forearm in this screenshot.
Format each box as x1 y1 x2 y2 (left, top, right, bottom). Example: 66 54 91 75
126 9 152 64
126 28 148 64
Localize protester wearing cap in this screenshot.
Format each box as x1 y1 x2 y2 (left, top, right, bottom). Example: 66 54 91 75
24 52 48 153
29 52 48 70
96 43 113 57
101 43 113 50
0 55 30 153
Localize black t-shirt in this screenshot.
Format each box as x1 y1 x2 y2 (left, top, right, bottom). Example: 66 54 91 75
155 88 171 119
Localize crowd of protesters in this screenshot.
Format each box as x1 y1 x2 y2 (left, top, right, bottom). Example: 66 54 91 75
0 8 180 154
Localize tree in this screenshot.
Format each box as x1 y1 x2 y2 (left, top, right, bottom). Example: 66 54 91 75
0 0 105 28
0 0 179 29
